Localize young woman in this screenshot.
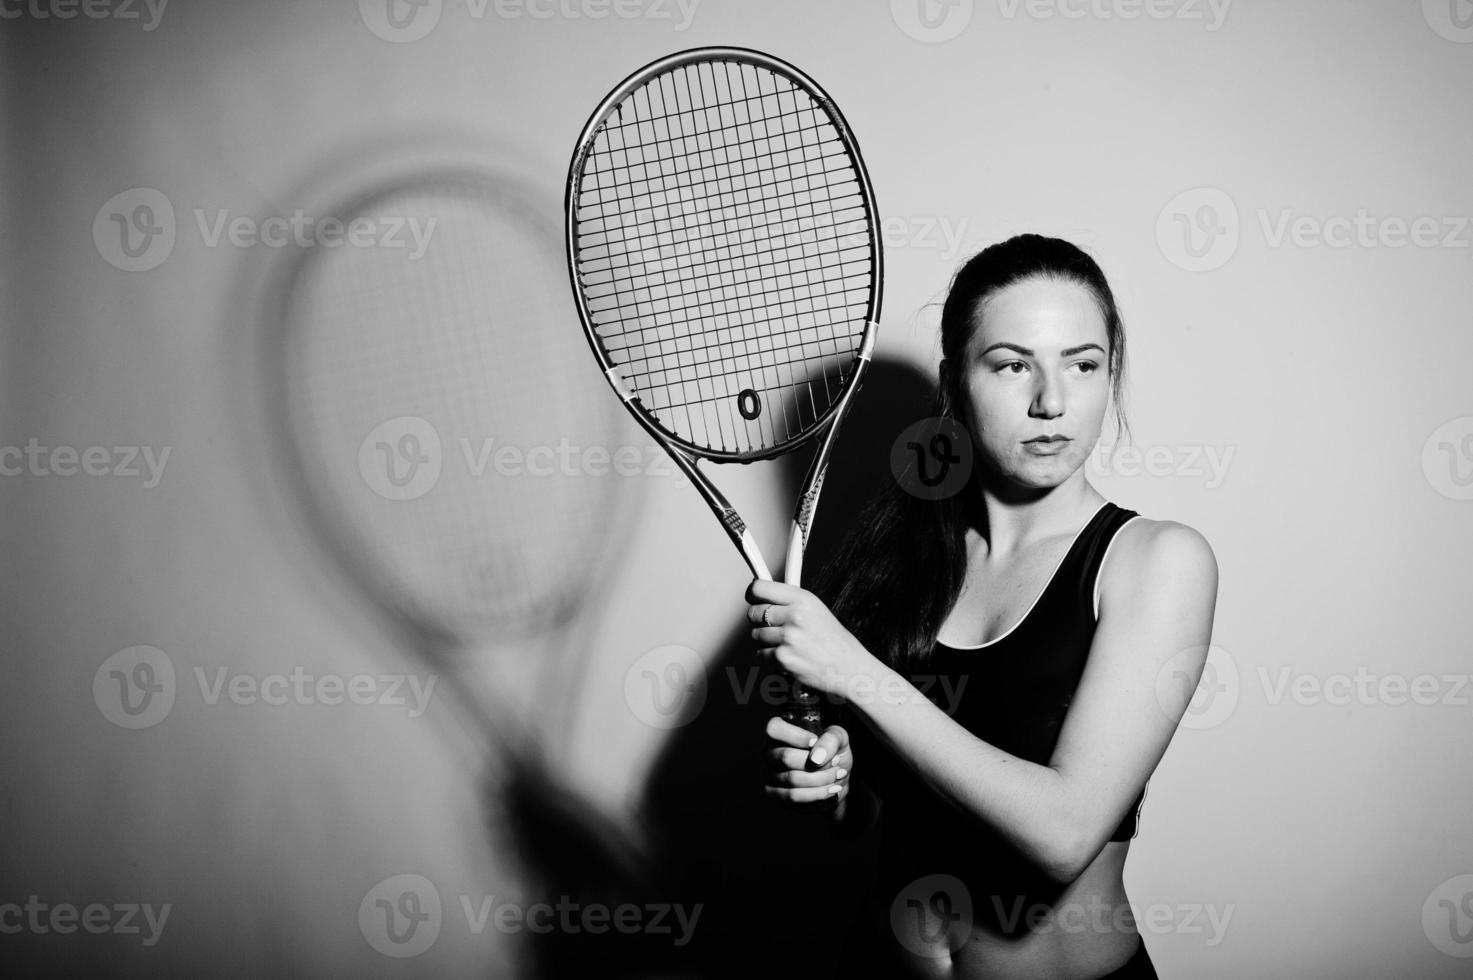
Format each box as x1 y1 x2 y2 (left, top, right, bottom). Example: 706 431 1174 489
746 235 1218 979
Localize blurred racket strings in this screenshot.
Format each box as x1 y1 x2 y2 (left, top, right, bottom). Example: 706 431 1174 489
279 171 633 771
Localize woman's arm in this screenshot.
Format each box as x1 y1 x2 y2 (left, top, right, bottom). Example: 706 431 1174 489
856 520 1216 882
751 519 1218 884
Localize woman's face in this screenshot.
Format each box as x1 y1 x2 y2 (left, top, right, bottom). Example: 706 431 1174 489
958 276 1111 491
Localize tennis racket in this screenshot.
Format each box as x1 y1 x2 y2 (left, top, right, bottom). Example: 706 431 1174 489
269 166 638 830
565 47 883 733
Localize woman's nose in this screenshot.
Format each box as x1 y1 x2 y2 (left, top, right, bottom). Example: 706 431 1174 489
1029 372 1065 419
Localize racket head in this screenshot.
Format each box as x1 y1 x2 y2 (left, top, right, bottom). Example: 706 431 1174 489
566 47 883 464
268 165 636 747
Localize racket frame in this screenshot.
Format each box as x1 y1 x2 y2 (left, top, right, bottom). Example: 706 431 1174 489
565 47 884 730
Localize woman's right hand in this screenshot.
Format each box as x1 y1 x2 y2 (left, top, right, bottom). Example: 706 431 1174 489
763 717 851 809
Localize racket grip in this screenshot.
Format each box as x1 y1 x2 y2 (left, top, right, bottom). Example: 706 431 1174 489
783 679 824 735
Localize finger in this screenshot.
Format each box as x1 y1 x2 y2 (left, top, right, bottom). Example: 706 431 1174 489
745 603 784 627
765 783 847 806
809 727 847 766
765 715 822 748
767 746 850 773
765 746 811 771
749 626 782 645
746 579 802 604
769 766 848 789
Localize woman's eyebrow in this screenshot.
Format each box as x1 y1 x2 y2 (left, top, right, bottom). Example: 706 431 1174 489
978 342 1106 357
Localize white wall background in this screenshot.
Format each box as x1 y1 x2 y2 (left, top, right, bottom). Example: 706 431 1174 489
3 1 1471 977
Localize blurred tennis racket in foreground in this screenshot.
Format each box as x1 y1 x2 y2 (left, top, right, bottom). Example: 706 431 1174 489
566 47 883 733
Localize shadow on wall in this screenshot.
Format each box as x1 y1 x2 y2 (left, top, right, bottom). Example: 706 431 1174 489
502 356 940 980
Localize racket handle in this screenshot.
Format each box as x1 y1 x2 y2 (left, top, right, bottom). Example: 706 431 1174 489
783 680 824 735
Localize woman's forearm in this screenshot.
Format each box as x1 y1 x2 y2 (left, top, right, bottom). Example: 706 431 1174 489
848 661 1090 883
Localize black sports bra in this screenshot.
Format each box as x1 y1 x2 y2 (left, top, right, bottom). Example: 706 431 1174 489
924 500 1147 843
851 500 1148 894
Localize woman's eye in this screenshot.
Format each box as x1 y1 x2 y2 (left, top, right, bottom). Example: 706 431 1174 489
1073 361 1100 374
999 361 1027 374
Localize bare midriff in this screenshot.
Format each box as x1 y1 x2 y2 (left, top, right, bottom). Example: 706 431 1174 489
870 840 1141 980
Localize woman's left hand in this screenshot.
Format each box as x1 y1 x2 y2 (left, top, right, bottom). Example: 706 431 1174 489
746 580 874 700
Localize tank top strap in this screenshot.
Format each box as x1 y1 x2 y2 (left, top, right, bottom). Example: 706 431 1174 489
1068 501 1141 620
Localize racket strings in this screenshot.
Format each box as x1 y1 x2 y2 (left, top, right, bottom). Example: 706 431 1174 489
571 57 875 456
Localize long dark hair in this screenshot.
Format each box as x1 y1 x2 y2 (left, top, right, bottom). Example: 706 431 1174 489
811 234 1129 670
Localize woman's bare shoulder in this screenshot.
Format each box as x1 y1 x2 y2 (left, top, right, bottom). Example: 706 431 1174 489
1101 514 1218 607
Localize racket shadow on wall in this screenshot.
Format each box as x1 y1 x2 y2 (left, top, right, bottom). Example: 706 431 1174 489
251 149 662 962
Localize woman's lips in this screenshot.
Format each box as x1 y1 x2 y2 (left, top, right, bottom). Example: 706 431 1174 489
1023 436 1071 455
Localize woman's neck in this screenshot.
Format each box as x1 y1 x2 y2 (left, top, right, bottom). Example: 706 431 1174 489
966 475 1104 559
